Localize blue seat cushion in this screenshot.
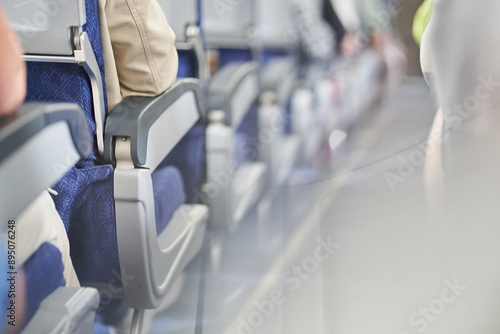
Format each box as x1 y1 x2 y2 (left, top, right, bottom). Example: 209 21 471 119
152 166 186 235
234 103 259 167
160 124 206 204
67 164 185 287
23 243 66 328
63 162 117 286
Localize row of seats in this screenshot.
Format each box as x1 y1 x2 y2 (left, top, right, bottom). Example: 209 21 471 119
0 0 387 332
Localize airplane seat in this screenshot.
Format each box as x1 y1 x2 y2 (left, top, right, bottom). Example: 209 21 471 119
191 0 268 231
204 61 266 231
0 102 100 333
3 0 208 331
158 0 208 206
213 49 260 182
207 47 260 171
159 51 206 205
215 47 259 171
253 0 305 185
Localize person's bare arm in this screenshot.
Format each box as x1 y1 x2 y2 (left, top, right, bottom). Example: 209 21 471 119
0 8 26 116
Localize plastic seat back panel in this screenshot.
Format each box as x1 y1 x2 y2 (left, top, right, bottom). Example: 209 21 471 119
2 0 85 55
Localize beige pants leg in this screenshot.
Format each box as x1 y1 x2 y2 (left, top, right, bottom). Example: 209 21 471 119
16 191 79 287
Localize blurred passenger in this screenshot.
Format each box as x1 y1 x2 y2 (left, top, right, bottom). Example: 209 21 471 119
331 0 361 33
422 0 500 195
289 0 337 62
321 0 346 53
329 0 361 55
332 0 395 55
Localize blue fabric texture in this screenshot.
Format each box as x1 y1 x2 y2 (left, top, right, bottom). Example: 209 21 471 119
178 51 198 79
152 166 186 235
168 0 207 204
218 48 253 67
160 124 206 204
65 166 118 285
234 103 260 166
23 243 66 328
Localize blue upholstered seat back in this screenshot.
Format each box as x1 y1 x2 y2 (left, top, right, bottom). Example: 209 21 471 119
218 48 253 68
235 103 260 167
178 51 198 79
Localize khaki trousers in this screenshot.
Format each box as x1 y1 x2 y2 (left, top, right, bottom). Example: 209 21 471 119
98 0 179 110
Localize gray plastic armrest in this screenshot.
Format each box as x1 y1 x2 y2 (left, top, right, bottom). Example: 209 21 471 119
0 104 91 162
21 287 100 334
207 62 260 128
104 79 204 168
0 103 91 222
